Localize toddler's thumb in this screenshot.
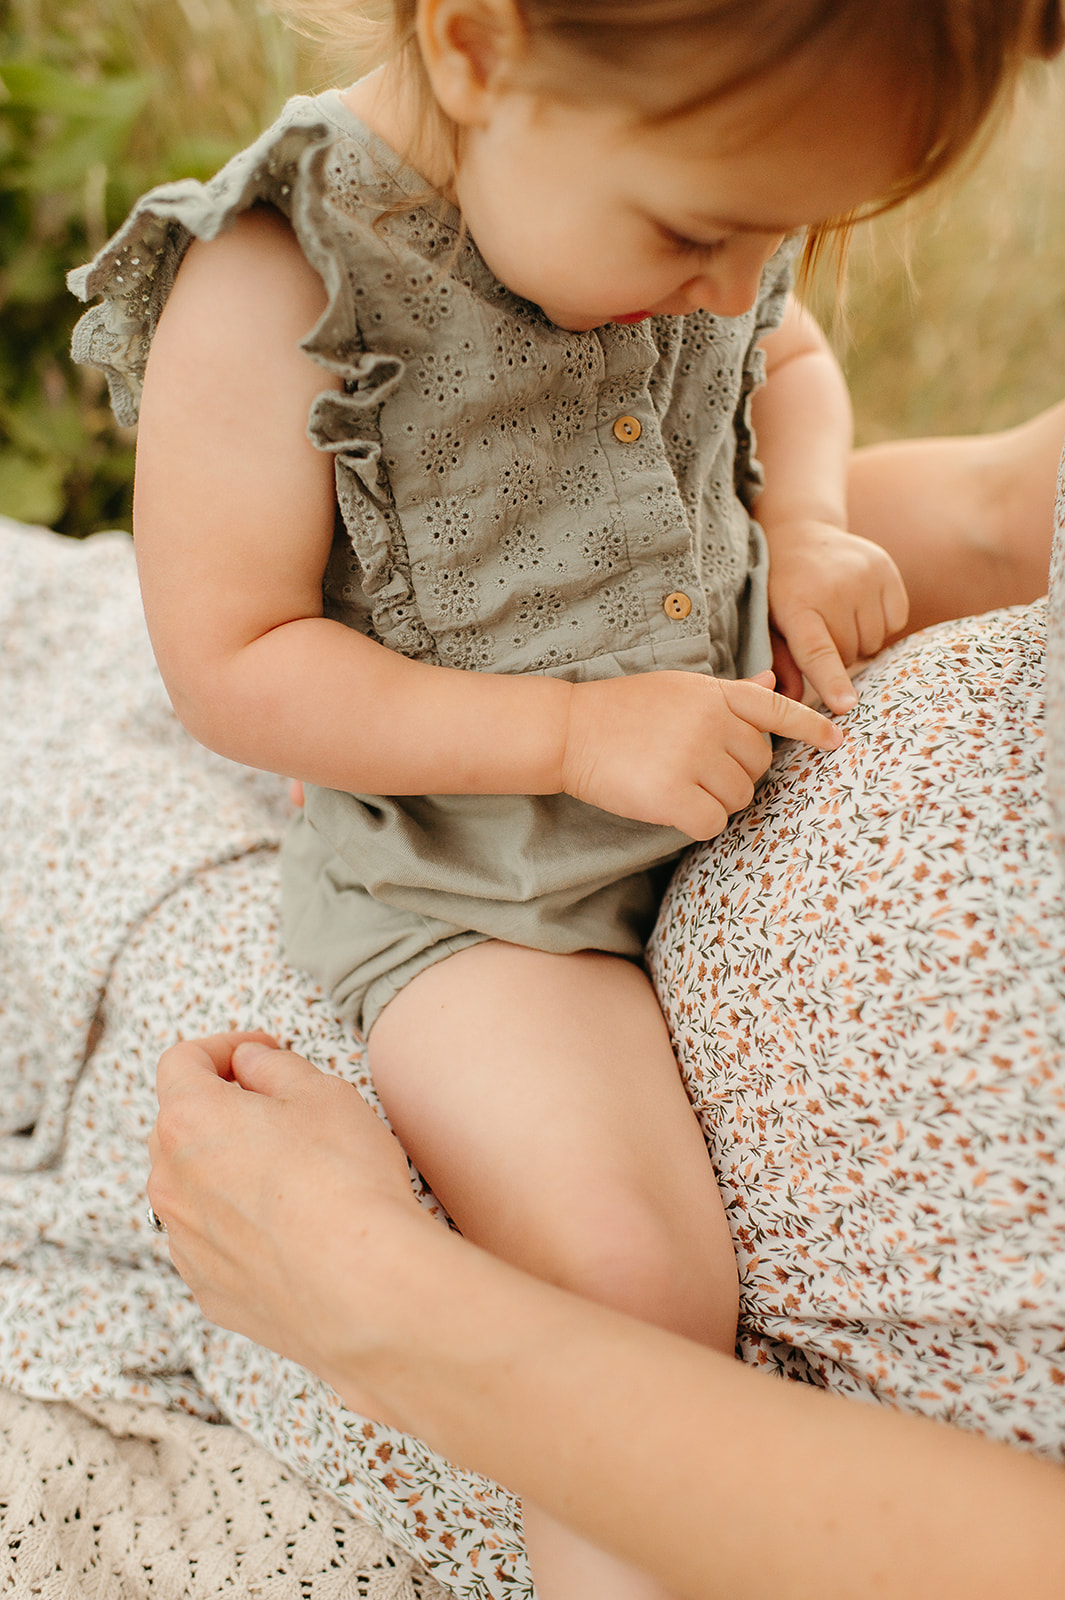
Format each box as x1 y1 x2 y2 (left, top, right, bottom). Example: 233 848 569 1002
748 669 776 687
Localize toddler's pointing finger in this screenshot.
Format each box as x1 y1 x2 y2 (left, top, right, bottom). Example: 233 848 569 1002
721 676 846 752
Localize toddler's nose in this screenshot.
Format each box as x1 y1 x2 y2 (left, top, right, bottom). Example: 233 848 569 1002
681 235 785 318
681 274 759 318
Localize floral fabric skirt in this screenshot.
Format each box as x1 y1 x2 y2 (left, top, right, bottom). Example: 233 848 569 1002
1 517 1063 1600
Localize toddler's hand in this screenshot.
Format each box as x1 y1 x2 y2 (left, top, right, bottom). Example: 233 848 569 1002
767 520 909 713
559 669 843 841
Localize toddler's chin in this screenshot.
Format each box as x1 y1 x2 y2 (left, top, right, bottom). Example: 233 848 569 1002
540 308 601 332
542 306 654 331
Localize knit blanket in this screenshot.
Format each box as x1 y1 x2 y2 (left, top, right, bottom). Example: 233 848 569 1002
0 1382 446 1598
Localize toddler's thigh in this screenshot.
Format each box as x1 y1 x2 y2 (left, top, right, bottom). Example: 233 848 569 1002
369 941 735 1325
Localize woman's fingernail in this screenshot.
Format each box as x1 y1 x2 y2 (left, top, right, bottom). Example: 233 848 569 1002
233 1040 277 1068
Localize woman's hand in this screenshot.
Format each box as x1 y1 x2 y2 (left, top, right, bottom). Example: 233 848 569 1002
148 1033 421 1418
559 668 843 840
767 518 910 712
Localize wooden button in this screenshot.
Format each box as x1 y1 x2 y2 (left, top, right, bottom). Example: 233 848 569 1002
663 591 692 620
612 415 642 443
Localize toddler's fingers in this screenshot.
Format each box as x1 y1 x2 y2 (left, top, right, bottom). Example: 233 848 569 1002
854 611 885 664
696 753 756 819
884 569 910 639
721 677 844 751
769 632 804 701
781 612 857 714
671 786 730 843
727 719 777 783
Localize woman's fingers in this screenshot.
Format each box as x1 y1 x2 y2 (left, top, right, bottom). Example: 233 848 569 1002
147 1029 423 1399
229 1037 327 1097
157 1030 280 1090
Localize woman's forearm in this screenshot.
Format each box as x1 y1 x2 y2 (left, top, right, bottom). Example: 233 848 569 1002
336 1206 1065 1600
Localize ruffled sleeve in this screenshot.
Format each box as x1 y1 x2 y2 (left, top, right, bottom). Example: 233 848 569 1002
67 95 405 431
732 232 800 510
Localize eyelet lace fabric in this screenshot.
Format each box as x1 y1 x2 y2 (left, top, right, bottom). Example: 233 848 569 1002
0 1385 450 1600
68 90 792 688
69 91 798 1028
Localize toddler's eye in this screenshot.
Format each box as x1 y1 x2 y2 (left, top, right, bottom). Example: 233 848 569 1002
656 222 727 258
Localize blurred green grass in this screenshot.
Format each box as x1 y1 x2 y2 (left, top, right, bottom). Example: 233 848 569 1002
813 55 1065 444
1 1 1064 533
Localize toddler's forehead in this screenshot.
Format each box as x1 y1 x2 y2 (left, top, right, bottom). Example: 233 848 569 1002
618 49 920 203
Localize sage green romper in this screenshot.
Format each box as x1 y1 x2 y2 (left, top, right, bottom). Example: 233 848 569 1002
70 90 794 1035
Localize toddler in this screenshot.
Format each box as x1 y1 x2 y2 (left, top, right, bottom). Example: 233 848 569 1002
71 3 1052 1597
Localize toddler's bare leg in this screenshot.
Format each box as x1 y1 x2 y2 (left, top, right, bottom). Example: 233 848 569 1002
369 942 736 1600
847 397 1065 634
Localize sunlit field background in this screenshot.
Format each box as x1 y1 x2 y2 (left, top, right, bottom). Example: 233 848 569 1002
2 0 1064 534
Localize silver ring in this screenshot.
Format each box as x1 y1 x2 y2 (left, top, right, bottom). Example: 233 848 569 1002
146 1203 167 1235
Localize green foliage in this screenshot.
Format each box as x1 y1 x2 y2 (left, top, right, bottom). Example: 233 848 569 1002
0 0 309 534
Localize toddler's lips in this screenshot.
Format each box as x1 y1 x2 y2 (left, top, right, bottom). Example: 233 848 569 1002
612 311 651 324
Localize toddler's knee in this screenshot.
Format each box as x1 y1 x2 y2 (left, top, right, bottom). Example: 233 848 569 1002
539 1188 738 1350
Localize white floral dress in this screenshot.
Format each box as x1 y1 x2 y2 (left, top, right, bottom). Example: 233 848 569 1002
0 493 1063 1596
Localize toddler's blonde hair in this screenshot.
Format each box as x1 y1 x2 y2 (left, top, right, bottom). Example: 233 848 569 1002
278 0 1065 266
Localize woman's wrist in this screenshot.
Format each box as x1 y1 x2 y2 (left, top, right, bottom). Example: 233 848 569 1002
300 1196 449 1429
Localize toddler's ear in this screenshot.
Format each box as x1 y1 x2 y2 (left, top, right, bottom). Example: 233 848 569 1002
418 0 527 123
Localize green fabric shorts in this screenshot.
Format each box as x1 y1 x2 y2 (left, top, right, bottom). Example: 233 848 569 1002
280 787 689 1036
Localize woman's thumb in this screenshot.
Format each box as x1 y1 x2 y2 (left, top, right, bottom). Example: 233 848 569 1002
231 1039 309 1094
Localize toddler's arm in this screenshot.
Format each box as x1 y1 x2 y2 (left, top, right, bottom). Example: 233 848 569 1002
134 211 841 843
752 297 909 711
134 207 570 797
